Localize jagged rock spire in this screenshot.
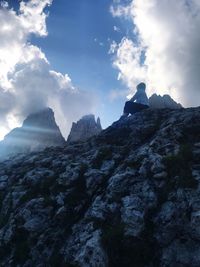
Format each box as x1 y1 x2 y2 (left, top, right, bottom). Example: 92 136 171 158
149 94 182 109
67 114 102 143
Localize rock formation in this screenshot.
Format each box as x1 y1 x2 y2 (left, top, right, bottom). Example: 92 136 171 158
0 107 200 266
149 93 182 109
0 108 65 159
67 114 102 143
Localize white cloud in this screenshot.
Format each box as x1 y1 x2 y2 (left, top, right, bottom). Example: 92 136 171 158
19 0 52 36
0 0 95 140
111 38 147 90
108 88 127 102
0 0 50 88
110 0 200 106
108 41 118 54
113 25 121 33
110 2 130 18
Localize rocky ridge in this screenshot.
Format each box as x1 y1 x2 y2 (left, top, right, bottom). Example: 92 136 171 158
67 114 102 143
0 108 65 159
0 107 200 266
149 94 182 109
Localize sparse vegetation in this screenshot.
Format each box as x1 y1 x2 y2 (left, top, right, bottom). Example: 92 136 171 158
101 222 157 267
164 144 198 189
0 213 10 229
49 249 72 267
92 146 113 168
18 187 38 206
0 192 5 211
0 194 12 228
12 228 30 265
78 162 88 178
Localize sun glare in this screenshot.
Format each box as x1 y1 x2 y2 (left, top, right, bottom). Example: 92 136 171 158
0 115 20 141
7 114 20 130
0 127 9 141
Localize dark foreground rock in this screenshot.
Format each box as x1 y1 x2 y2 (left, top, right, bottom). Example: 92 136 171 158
0 107 200 267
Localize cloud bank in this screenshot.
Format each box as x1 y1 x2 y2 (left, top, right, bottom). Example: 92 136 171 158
0 0 95 140
110 0 200 106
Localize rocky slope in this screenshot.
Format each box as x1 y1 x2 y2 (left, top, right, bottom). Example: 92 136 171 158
0 108 65 159
149 94 182 109
0 107 200 267
67 114 102 143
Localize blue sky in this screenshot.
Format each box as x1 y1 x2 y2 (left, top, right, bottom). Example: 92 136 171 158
36 0 131 127
9 0 131 128
2 0 197 140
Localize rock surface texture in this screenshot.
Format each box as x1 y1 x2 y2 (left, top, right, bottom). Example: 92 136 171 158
0 108 65 159
149 94 182 109
67 114 102 143
0 107 200 267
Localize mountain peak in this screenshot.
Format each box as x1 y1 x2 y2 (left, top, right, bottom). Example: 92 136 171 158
149 93 182 109
0 108 65 159
67 114 102 143
22 107 55 128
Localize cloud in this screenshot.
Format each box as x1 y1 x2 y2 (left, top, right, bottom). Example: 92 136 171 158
110 0 200 106
0 0 95 140
0 0 51 88
110 38 147 90
110 1 131 18
94 38 105 47
108 88 127 101
19 0 52 36
113 25 121 33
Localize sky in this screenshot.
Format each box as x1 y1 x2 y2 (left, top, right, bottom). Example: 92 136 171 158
0 0 200 140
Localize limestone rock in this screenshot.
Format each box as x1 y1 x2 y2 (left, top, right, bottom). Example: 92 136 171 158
67 114 102 143
0 108 65 159
0 107 200 266
149 93 182 109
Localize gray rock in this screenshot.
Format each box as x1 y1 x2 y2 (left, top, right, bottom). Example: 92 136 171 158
85 196 107 221
153 171 168 179
67 114 102 143
0 107 200 266
0 108 65 159
149 93 182 109
63 223 108 267
23 168 55 186
0 175 8 190
121 195 145 237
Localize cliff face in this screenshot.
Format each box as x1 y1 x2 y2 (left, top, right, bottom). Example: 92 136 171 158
67 114 102 143
0 108 200 267
0 108 65 159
